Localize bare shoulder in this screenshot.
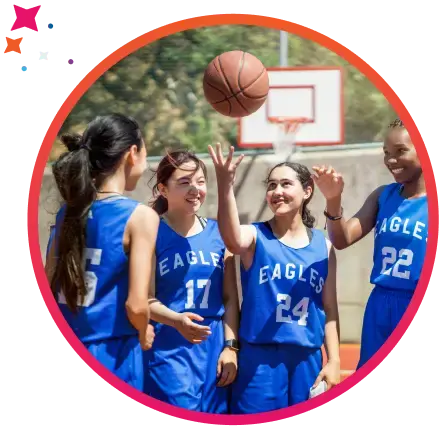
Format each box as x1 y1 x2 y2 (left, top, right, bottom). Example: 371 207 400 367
353 185 388 219
128 204 160 233
368 185 388 202
375 184 387 195
242 224 257 239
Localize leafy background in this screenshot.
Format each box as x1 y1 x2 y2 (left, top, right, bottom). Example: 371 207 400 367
50 25 395 160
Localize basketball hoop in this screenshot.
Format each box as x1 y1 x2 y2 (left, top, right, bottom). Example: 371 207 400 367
269 117 309 160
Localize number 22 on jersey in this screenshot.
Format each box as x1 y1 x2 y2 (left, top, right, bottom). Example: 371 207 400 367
380 246 413 279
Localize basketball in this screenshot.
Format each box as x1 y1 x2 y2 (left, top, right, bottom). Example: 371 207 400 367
203 51 269 118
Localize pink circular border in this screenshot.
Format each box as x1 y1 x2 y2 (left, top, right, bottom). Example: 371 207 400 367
25 11 433 424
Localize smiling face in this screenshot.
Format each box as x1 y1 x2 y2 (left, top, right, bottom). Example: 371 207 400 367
383 128 422 184
158 160 207 215
265 165 313 217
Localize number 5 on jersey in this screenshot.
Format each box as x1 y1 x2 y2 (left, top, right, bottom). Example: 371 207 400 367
276 294 310 326
58 248 102 307
185 279 212 309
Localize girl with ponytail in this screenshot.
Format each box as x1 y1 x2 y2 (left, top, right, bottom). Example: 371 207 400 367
208 144 341 414
144 149 239 413
45 113 159 391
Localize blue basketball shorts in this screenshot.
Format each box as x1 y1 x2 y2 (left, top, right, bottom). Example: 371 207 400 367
85 334 144 391
144 317 229 413
357 285 413 370
230 342 322 414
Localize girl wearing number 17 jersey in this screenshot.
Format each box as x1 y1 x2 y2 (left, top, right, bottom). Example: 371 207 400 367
144 150 239 413
313 119 427 369
209 144 341 414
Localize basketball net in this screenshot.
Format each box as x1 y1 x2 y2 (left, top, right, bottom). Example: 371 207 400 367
270 117 308 161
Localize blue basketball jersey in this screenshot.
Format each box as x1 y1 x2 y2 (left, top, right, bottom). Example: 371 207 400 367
54 196 141 343
154 218 225 319
370 183 428 291
239 223 329 347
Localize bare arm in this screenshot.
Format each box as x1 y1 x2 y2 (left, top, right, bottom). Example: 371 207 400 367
217 185 256 255
325 187 384 249
148 255 183 327
312 165 384 249
125 205 159 338
322 243 340 365
216 250 240 387
313 241 340 390
148 252 212 344
209 144 255 255
222 250 240 341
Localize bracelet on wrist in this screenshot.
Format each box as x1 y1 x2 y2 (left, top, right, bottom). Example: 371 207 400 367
323 207 343 230
323 207 343 221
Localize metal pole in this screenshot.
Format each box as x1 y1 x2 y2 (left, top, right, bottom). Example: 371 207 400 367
279 31 288 67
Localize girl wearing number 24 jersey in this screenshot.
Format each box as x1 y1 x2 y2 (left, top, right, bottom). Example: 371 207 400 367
144 150 239 413
313 118 427 369
208 143 341 414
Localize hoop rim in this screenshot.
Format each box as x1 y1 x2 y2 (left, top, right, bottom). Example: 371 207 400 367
268 116 310 134
267 116 312 124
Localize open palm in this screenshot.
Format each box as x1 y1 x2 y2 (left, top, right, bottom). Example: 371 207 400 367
208 143 245 187
312 165 345 201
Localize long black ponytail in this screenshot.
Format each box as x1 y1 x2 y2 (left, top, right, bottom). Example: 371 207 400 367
51 113 143 312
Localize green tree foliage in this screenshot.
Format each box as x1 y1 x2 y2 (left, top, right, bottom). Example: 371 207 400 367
51 25 395 160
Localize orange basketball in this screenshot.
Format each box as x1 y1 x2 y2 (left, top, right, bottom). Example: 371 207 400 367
203 51 269 118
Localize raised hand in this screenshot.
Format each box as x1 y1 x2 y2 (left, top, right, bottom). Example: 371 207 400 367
208 143 245 187
312 165 345 201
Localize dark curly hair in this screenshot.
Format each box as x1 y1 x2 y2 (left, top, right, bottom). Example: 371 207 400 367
388 118 404 128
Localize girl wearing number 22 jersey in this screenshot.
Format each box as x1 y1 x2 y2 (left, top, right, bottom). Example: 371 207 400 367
45 114 160 391
144 150 239 413
313 119 427 369
208 144 340 414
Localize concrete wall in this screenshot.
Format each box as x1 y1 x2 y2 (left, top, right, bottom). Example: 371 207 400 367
38 143 392 343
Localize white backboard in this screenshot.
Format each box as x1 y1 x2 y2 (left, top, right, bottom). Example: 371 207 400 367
238 67 344 148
